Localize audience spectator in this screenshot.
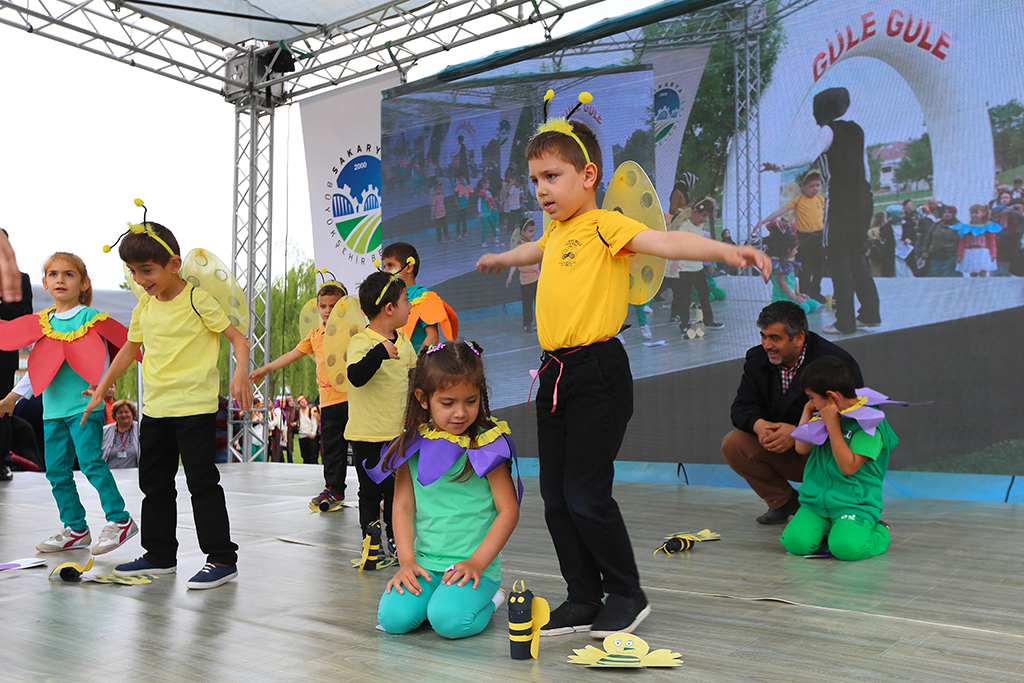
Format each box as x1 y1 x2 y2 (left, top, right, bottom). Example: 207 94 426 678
101 399 140 469
921 205 963 277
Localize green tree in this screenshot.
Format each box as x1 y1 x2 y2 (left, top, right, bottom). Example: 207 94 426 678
260 258 319 402
867 144 883 191
674 22 785 205
613 126 655 175
894 133 932 189
989 99 1024 171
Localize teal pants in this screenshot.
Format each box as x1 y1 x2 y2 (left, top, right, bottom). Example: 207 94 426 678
780 507 889 561
378 571 500 639
44 412 129 531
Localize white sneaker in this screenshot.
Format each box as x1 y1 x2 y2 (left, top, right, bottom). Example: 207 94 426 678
643 305 653 314
36 527 91 553
640 325 652 340
91 518 139 555
492 587 507 609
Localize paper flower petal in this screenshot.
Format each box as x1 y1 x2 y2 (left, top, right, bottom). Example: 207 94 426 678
63 330 107 386
27 337 66 396
0 315 44 351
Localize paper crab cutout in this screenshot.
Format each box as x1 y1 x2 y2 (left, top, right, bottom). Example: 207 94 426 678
569 633 682 667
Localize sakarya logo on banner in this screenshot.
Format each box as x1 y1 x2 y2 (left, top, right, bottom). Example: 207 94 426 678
325 147 383 265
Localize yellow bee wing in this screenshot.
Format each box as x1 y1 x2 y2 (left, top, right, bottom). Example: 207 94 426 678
601 161 667 305
49 557 94 579
568 645 606 665
322 296 366 393
121 263 147 301
530 596 550 659
180 249 250 334
297 298 319 341
639 650 684 667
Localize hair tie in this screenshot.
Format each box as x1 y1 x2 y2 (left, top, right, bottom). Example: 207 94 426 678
463 340 481 356
426 342 446 354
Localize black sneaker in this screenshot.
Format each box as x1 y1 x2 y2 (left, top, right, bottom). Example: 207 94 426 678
704 320 725 330
756 494 800 525
590 592 651 638
539 600 603 636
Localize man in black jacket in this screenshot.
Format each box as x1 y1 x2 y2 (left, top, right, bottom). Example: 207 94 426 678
0 229 32 480
722 302 863 524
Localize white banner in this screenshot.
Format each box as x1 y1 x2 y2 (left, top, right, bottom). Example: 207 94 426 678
647 46 712 206
299 72 401 292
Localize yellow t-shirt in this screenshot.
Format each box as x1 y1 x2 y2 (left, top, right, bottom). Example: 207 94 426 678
295 325 348 408
127 284 229 418
344 328 416 442
786 194 826 233
535 209 648 351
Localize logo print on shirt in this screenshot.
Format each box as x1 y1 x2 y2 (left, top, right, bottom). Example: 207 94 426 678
561 239 581 265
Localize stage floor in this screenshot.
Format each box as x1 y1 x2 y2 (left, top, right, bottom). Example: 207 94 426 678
3 463 1023 682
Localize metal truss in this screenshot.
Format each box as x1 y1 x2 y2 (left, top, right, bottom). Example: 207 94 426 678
731 1 764 247
228 57 274 463
0 0 239 95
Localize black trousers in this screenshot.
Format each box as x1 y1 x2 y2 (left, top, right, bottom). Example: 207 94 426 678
319 402 349 493
351 440 395 540
797 231 824 298
536 338 641 603
827 242 880 333
520 281 537 328
672 270 714 326
298 436 319 465
139 413 238 567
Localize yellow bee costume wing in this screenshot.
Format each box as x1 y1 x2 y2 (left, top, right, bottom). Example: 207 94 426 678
321 295 367 393
602 161 667 305
179 249 250 334
297 298 320 341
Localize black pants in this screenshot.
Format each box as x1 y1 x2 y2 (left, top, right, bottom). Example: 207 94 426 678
827 242 880 333
520 281 537 328
319 402 349 493
797 231 824 298
139 413 238 567
298 436 319 465
0 359 14 467
669 271 714 325
350 440 395 540
536 339 641 603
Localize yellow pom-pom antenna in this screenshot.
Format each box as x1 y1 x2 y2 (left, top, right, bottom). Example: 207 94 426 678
544 89 555 101
103 245 112 253
567 91 592 119
134 198 145 207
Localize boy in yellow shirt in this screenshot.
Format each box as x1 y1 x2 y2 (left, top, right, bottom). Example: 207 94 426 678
84 221 253 589
346 271 415 554
477 113 770 636
249 281 350 511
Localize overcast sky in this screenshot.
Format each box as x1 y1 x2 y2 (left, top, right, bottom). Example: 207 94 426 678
0 1 665 294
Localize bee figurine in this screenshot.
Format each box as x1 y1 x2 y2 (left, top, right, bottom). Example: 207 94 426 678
508 579 549 660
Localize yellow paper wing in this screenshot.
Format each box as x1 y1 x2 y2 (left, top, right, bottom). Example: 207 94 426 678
121 263 147 301
602 161 667 305
322 296 366 393
530 596 549 660
180 249 250 334
298 298 319 341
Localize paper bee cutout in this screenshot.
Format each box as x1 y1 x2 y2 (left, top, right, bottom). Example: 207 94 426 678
654 528 721 555
508 579 549 660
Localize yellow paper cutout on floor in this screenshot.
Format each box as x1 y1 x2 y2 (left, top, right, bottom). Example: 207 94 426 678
654 528 721 555
50 557 94 581
568 633 682 668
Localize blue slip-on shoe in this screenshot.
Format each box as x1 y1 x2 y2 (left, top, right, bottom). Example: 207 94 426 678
114 556 176 576
186 563 238 589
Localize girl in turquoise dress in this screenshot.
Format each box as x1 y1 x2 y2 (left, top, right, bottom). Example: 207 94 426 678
368 340 519 639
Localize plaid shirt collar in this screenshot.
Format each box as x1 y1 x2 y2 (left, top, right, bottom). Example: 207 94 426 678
779 345 807 393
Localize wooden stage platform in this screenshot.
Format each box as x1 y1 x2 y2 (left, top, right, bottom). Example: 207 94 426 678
3 463 1023 682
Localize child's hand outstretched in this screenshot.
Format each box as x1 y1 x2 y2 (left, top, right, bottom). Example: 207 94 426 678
248 365 269 384
443 559 485 589
81 392 104 425
476 253 504 274
727 246 773 281
0 393 18 417
386 562 433 596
